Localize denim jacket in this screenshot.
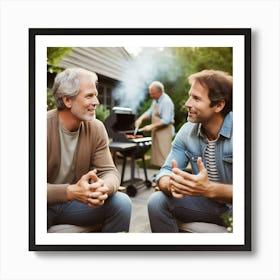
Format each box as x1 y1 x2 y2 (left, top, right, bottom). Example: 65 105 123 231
156 112 233 185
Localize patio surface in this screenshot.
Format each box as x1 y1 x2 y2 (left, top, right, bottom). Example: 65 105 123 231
116 158 159 233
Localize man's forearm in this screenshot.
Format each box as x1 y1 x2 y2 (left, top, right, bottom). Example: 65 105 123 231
208 182 232 203
152 120 166 129
137 113 149 123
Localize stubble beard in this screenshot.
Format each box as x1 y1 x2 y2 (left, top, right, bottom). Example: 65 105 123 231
71 105 95 122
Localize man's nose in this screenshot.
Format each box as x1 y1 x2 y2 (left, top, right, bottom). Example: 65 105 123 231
185 97 191 108
92 95 100 106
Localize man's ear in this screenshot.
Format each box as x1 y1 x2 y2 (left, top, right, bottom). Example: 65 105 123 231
215 99 225 113
62 96 72 109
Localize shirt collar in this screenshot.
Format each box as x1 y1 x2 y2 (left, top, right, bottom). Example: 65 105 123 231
156 93 165 103
197 111 233 139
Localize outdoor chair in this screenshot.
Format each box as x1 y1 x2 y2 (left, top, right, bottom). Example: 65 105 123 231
177 221 227 233
48 222 227 233
48 224 102 233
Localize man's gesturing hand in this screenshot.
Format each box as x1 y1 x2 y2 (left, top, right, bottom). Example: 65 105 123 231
169 157 212 198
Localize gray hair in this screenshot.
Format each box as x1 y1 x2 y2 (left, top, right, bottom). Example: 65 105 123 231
149 81 164 93
52 68 98 110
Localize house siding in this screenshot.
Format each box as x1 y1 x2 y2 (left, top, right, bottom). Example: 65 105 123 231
54 47 132 110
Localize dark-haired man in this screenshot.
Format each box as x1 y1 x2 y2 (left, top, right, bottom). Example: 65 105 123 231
148 70 232 232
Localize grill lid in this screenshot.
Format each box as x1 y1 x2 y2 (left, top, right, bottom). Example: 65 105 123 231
112 106 133 114
104 107 152 144
104 107 135 141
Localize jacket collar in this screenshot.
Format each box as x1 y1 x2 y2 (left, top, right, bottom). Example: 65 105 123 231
197 111 233 139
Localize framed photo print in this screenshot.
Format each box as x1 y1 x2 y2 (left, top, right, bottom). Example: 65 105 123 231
29 28 251 251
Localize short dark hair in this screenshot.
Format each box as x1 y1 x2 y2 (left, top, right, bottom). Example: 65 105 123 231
188 69 232 116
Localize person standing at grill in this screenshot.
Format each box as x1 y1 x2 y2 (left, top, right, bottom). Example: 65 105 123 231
134 81 175 168
47 67 132 232
148 70 233 232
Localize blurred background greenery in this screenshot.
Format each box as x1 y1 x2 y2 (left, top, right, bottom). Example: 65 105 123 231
47 47 232 127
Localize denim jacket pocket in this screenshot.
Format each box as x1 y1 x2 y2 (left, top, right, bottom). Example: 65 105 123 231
222 154 232 164
222 154 233 183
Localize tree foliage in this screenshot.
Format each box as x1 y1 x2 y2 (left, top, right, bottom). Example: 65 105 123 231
47 47 72 110
47 47 72 74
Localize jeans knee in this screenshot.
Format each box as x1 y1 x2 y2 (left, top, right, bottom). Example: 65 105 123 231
148 191 167 216
110 192 132 215
120 192 132 213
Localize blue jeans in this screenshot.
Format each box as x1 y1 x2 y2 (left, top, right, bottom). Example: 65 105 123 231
48 192 132 232
147 191 229 232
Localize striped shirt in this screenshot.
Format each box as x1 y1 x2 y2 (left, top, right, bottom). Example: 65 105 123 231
205 139 220 182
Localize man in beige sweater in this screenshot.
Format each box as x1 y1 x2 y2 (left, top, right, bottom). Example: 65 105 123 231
47 68 131 232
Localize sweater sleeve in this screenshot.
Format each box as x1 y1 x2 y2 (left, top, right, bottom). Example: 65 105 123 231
47 110 70 206
47 183 69 205
90 121 120 195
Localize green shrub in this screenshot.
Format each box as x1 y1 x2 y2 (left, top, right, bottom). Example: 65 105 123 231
95 105 110 122
221 212 233 233
47 88 56 111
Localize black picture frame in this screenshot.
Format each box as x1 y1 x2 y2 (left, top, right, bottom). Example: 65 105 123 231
29 28 251 251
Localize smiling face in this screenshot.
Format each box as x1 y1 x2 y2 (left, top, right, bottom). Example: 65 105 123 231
185 80 217 124
69 75 100 122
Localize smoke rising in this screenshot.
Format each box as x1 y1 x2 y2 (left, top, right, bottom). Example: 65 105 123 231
112 48 182 113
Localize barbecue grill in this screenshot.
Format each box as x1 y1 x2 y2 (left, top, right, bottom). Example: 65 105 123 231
104 107 152 196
